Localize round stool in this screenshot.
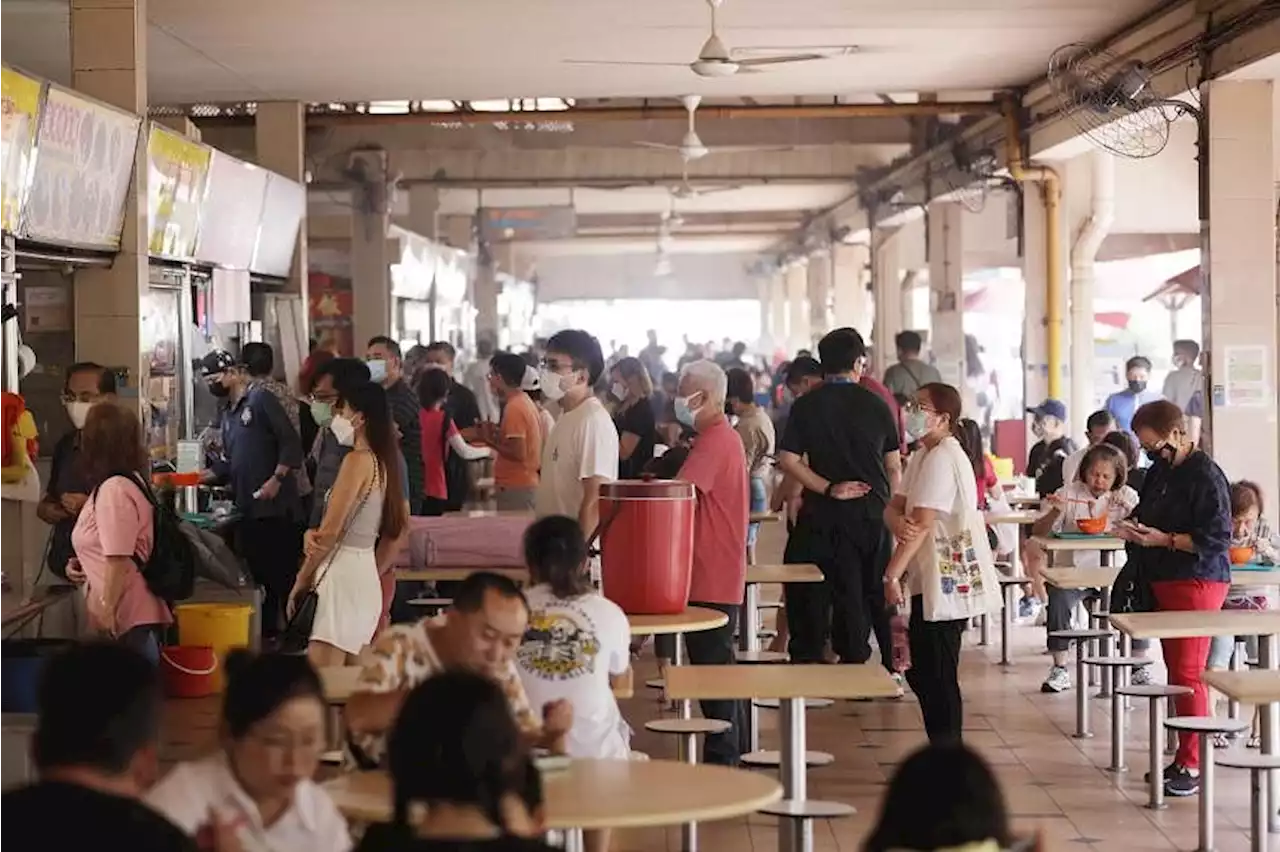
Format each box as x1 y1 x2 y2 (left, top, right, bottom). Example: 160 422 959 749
643 718 731 852
759 799 856 852
1116 683 1193 810
1083 656 1154 772
1165 716 1252 852
1216 751 1280 850
737 650 789 664
1047 628 1112 738
742 749 835 769
754 697 833 710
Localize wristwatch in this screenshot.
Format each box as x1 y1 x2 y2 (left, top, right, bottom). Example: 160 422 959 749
823 482 835 498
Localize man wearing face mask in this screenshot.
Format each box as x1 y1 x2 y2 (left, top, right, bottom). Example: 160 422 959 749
534 330 618 536
201 350 304 640
1161 339 1204 446
778 329 903 673
673 359 749 765
366 336 424 513
1104 355 1162 436
38 362 117 580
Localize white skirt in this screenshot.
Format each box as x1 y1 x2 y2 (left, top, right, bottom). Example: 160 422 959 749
310 545 382 655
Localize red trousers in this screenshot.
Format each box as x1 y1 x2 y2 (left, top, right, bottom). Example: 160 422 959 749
1151 579 1230 769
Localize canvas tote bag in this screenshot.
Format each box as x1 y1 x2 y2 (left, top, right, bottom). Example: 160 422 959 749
916 439 1005 623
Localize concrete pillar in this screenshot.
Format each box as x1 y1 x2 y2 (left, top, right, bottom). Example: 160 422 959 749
70 0 147 410
474 243 499 348
1067 151 1114 437
349 149 392 353
155 115 200 142
1204 80 1277 501
255 102 308 307
1022 181 1071 413
871 229 902 378
404 185 440 240
767 273 787 354
832 243 871 333
928 201 966 392
807 252 831 342
784 263 810 355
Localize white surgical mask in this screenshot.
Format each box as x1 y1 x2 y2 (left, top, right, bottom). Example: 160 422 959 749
540 369 568 402
65 401 92 430
366 359 388 383
330 415 356 447
611 382 628 401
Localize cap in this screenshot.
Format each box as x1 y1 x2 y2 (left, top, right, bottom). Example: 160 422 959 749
1027 398 1067 421
520 365 540 392
198 349 236 377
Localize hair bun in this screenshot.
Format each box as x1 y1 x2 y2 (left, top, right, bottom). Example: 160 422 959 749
223 648 255 683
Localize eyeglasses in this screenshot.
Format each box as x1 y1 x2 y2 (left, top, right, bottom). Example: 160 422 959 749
539 358 575 373
60 392 98 403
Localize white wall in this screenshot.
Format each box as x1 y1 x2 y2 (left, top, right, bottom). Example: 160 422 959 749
1108 120 1199 234
533 252 757 302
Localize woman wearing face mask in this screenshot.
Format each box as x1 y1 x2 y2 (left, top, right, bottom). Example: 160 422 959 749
1116 399 1232 798
416 368 493 517
607 356 656 480
288 381 410 666
883 383 998 744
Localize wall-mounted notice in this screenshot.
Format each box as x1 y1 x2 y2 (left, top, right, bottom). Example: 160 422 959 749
1 66 43 234
1223 345 1270 408
22 85 141 250
251 172 305 278
194 150 268 269
146 124 212 261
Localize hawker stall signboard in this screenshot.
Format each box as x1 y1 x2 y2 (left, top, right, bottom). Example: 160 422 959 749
146 124 211 261
22 84 142 250
251 172 305 278
194 150 268 269
1 67 43 234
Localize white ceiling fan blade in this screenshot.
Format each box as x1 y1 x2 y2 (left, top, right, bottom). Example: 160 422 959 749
635 141 684 151
704 144 796 154
735 53 833 67
561 60 689 68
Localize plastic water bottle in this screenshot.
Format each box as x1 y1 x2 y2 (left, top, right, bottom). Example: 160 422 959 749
889 603 911 674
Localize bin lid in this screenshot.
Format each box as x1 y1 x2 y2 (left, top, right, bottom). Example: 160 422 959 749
600 479 695 500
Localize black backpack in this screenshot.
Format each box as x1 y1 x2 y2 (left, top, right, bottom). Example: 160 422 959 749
93 472 196 603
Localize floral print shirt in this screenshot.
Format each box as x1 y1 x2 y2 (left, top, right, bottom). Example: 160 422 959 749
351 617 540 766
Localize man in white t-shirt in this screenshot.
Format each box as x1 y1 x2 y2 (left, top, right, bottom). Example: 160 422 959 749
535 330 620 535
1061 409 1117 486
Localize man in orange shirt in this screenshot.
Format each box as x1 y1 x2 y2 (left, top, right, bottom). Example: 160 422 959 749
482 351 543 511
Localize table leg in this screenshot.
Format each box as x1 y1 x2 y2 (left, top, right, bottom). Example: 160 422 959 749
1230 640 1246 722
673 633 691 720
742 584 760 753
779 697 809 852
1259 633 1278 835
1099 584 1114 698
1098 634 1114 700
999 583 1014 666
979 613 991 646
1147 696 1166 810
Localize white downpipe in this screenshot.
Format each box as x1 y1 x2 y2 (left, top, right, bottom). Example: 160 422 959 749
1069 151 1114 438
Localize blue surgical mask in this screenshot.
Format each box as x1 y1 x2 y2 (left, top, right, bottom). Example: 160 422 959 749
366 359 388 383
309 400 333 428
674 395 698 428
905 410 929 441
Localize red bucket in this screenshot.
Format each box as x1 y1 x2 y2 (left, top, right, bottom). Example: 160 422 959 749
159 646 219 698
598 479 696 615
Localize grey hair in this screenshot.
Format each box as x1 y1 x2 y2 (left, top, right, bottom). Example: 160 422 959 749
679 359 728 406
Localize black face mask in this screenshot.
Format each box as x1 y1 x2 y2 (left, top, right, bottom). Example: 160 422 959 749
1128 379 1147 393
207 381 231 398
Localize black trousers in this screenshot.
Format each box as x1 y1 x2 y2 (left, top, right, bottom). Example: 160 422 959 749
903 595 965 744
238 517 303 639
683 601 747 766
784 519 893 667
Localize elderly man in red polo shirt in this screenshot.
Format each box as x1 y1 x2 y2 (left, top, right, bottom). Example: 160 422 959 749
674 358 749 766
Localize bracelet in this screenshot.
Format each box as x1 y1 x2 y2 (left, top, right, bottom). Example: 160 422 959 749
823 482 835 498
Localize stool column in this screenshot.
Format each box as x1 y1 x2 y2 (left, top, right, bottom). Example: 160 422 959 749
1259 633 1278 834
679 733 699 852
1074 640 1092 739
779 697 809 852
1200 733 1217 852
999 583 1015 666
1147 697 1166 810
1109 673 1127 773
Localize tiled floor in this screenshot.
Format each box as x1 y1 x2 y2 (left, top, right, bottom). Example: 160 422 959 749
160 619 1263 852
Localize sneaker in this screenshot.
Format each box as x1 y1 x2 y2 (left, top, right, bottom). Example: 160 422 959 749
1144 762 1180 784
1165 765 1201 797
890 672 906 698
1041 665 1071 693
1129 666 1152 686
1017 596 1039 620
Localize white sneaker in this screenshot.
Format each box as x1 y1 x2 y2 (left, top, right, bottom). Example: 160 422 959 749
890 672 906 698
1130 666 1152 686
1041 665 1071 693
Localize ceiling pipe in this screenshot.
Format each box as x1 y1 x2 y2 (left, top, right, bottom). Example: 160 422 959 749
1002 95 1065 402
195 99 1002 128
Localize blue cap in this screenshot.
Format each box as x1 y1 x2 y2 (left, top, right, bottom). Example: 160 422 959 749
1027 398 1067 421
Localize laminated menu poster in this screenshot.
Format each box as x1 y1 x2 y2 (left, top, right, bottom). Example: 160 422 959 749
146 124 212 261
1 66 42 234
22 85 141 250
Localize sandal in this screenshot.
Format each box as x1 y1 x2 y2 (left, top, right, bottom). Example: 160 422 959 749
1248 733 1261 749
1211 733 1231 749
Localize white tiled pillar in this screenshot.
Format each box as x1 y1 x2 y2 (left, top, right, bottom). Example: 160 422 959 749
872 229 902 378
807 252 831 342
349 149 393 352
767 272 787 354
785 263 810 355
1204 80 1278 501
255 102 309 312
474 245 499 348
832 243 871 334
928 201 966 391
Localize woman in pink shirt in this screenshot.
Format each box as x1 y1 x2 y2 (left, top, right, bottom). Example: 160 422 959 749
68 404 170 662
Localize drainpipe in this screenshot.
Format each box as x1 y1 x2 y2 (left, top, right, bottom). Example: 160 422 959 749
1070 151 1115 436
1003 98 1065 400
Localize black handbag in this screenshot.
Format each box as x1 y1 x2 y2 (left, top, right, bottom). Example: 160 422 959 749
279 474 373 655
1112 547 1156 614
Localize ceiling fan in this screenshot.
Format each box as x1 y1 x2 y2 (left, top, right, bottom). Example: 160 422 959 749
671 161 741 200
635 95 792 161
565 0 860 78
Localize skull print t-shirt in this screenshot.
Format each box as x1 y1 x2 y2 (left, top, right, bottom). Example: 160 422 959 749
516 585 632 760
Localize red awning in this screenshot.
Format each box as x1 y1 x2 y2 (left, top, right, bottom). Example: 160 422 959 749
1094 312 1131 330
1143 265 1201 303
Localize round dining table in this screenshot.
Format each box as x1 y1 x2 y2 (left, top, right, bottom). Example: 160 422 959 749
323 758 782 831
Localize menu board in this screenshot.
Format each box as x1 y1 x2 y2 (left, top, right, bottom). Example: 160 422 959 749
22 84 141 250
195 150 268 269
1 67 43 234
146 124 211 261
251 171 305 278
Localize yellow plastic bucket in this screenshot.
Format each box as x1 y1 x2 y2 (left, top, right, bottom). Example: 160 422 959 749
173 603 253 692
